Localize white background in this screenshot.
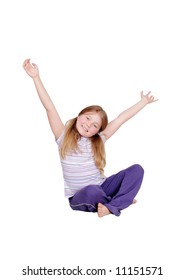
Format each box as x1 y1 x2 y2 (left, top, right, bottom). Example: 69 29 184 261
0 0 184 279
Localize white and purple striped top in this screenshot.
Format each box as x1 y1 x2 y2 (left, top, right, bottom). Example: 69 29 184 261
56 129 107 198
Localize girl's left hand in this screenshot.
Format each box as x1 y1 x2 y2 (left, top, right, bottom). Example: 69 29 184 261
140 91 158 104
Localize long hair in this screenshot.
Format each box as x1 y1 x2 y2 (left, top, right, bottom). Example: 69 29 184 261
60 105 108 173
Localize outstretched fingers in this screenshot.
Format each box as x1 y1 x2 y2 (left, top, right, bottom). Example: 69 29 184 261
23 58 30 68
141 90 158 103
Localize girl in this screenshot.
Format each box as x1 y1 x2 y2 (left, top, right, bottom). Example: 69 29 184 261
23 59 158 217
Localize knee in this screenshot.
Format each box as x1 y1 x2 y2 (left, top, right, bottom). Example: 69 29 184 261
131 164 144 178
81 185 101 200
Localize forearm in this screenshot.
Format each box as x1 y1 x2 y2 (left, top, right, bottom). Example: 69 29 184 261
103 98 148 139
102 91 157 139
117 98 148 123
33 75 55 112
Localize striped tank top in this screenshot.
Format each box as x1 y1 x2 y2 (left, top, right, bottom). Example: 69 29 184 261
56 129 107 198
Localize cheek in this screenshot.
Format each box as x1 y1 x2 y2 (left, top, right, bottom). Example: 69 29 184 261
77 116 85 124
90 127 99 135
76 119 82 132
76 117 87 136
76 116 83 127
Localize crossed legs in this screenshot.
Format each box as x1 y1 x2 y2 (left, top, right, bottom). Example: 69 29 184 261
69 164 144 217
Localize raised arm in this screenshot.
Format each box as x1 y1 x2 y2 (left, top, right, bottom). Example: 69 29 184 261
23 59 64 139
102 91 158 140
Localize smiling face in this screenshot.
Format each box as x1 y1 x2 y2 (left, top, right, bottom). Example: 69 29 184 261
76 112 102 137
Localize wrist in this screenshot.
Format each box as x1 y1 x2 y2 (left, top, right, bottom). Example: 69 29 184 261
141 97 148 106
33 74 40 82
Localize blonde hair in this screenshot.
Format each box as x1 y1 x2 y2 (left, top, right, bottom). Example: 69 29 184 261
60 105 108 173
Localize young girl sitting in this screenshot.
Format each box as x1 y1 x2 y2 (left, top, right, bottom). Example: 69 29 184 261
23 58 158 217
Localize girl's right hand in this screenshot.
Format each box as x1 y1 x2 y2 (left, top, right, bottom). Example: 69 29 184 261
23 59 39 78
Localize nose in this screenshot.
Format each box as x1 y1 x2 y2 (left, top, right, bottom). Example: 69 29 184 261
86 120 92 128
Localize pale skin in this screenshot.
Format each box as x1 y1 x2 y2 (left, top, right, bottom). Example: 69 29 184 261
23 58 158 217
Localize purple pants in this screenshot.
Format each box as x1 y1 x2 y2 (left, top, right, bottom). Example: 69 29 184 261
69 164 144 216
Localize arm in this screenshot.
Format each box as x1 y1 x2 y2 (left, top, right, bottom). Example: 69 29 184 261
23 59 64 139
102 91 158 140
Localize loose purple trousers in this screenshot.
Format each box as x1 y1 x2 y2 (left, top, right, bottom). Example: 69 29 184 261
69 164 144 216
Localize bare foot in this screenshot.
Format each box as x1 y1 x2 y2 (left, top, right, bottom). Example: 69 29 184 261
132 199 137 204
97 203 110 218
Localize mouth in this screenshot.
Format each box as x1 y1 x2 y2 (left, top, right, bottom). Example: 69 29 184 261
82 125 89 132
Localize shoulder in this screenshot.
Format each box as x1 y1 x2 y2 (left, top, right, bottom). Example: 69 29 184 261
99 132 107 143
56 128 66 145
